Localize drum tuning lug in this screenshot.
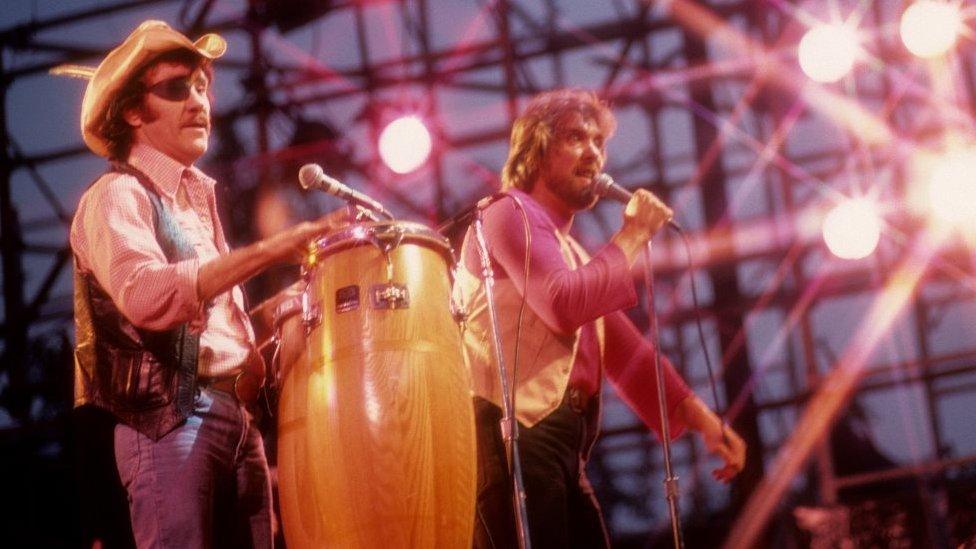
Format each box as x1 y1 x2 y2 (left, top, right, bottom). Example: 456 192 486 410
302 301 322 333
371 283 410 309
451 304 468 323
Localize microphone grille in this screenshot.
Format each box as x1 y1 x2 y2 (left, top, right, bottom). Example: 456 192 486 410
592 173 613 197
298 164 323 190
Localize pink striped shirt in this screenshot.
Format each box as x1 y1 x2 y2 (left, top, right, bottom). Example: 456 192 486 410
70 144 254 378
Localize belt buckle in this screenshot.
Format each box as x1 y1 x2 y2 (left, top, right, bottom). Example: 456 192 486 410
233 370 262 407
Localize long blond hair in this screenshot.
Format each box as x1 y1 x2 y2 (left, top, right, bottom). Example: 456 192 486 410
501 89 615 192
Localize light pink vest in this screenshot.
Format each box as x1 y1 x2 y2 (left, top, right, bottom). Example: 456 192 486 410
456 203 605 427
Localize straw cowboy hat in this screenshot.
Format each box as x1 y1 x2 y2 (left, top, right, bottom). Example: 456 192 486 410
51 20 226 157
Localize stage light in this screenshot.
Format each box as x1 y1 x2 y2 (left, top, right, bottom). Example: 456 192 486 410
798 24 859 83
900 1 961 58
378 115 432 174
822 198 881 259
928 150 976 228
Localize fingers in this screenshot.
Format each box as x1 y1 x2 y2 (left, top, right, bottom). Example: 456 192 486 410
307 208 355 238
624 189 673 236
704 426 747 484
712 464 738 483
709 444 740 483
710 438 736 465
727 429 747 471
284 209 355 262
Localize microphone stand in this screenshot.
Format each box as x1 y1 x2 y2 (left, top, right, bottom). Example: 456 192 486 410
643 241 684 548
471 209 532 549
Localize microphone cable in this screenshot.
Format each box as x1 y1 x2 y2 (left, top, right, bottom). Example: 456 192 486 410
473 192 533 473
668 223 730 446
508 194 533 470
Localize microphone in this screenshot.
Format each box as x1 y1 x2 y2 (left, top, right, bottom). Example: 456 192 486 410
436 193 508 234
592 173 682 232
299 164 392 219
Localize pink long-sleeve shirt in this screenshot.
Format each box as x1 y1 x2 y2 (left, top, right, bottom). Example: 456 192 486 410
462 189 692 438
70 144 254 379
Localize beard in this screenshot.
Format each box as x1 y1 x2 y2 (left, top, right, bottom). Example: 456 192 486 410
544 174 599 211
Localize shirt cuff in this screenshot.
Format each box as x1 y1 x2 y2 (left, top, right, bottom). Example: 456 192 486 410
600 242 638 307
175 258 206 331
663 387 694 441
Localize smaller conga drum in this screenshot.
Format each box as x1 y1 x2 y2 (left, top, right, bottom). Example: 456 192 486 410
277 221 475 549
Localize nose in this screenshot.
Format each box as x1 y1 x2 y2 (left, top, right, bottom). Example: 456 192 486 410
187 86 208 111
584 138 603 166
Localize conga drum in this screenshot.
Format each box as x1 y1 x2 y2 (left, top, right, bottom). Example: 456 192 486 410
277 221 476 548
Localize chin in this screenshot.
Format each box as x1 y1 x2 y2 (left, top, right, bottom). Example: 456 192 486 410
567 186 598 210
573 195 599 211
187 142 208 160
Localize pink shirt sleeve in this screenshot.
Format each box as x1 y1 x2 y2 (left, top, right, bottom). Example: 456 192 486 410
70 174 202 331
603 310 693 440
469 196 639 335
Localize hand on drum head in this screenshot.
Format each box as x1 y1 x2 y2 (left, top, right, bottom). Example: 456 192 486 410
198 209 356 304
272 207 355 263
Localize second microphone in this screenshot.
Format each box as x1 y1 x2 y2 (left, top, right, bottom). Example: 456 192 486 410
299 164 393 220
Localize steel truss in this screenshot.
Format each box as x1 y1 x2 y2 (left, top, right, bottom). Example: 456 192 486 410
3 0 976 545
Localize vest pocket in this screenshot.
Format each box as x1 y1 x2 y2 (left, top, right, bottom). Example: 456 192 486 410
106 349 176 411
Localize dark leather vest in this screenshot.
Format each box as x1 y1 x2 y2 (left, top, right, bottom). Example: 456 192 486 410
73 162 201 441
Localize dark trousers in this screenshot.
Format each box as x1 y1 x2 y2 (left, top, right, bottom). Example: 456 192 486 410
473 397 610 549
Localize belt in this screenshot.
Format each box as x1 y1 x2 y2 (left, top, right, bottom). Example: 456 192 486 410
199 375 240 399
565 386 592 415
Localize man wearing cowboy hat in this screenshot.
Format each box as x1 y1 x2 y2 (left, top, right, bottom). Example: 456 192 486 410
64 21 336 548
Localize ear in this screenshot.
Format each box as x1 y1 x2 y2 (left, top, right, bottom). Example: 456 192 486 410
123 106 144 128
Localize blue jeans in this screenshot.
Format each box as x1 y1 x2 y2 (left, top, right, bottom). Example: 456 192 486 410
114 388 274 549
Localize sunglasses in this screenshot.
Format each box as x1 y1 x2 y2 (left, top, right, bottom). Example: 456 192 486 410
145 76 209 102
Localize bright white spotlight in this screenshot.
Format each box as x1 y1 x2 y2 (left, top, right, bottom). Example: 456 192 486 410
378 115 432 174
798 24 859 83
901 1 961 58
822 198 882 259
928 150 976 227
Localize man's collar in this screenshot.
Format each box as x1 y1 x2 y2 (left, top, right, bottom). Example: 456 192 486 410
510 188 575 233
126 144 213 198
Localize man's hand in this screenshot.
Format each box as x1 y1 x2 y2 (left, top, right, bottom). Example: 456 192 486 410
267 207 353 263
198 207 353 303
674 396 747 483
624 188 673 238
610 189 673 264
701 421 747 483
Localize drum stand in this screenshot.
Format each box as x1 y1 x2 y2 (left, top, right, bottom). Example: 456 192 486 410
643 241 684 548
471 209 533 549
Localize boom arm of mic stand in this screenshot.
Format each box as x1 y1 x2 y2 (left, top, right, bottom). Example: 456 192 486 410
643 241 684 549
472 210 533 549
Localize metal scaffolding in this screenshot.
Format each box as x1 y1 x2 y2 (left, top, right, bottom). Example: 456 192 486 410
3 0 976 545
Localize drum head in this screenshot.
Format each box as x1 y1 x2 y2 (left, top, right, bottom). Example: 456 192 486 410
307 221 454 268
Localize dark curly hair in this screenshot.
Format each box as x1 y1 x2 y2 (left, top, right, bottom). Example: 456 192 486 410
96 48 214 161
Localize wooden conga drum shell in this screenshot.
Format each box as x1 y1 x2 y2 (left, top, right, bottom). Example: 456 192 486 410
278 222 475 549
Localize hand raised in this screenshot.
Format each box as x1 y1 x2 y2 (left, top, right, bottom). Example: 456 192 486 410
611 189 673 263
622 188 673 240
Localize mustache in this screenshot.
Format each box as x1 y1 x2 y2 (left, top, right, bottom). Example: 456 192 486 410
183 117 211 130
